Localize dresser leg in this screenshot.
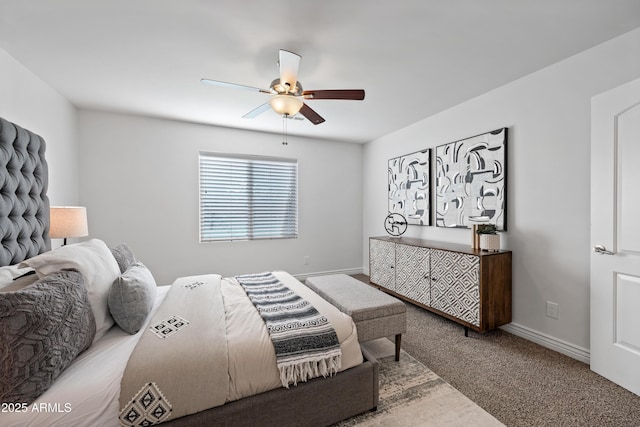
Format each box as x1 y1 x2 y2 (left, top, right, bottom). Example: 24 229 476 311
464 326 469 337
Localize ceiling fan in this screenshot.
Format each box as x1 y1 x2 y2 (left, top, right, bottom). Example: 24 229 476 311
201 49 365 125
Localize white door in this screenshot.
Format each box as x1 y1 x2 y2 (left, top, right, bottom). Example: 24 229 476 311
591 77 640 395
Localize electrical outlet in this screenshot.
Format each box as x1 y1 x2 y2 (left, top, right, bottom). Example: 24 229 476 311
546 301 559 319
304 256 309 265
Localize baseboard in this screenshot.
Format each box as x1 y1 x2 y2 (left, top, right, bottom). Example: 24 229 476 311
500 322 590 364
293 267 364 282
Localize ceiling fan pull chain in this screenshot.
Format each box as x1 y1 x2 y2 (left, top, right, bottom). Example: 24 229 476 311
282 114 288 145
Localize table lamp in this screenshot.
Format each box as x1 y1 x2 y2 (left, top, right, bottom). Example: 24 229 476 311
50 206 89 245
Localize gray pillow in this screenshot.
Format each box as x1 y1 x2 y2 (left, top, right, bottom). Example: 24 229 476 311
108 262 157 334
110 243 136 274
20 239 121 343
0 269 96 404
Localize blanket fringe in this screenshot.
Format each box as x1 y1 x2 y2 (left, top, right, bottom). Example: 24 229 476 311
279 354 342 388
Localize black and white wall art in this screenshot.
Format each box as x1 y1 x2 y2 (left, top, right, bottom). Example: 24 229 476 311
388 149 430 226
435 128 507 230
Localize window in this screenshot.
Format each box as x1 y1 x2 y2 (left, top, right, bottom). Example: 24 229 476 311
199 153 298 242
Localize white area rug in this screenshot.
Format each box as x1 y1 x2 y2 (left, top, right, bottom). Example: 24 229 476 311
336 339 504 427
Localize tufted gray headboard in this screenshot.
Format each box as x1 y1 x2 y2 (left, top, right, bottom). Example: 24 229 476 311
0 117 51 266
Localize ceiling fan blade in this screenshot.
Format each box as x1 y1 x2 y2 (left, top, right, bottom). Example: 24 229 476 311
201 78 271 94
242 102 271 119
299 103 325 125
302 89 365 100
279 50 301 92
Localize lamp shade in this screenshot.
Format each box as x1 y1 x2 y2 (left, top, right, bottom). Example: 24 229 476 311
269 94 303 116
50 206 89 239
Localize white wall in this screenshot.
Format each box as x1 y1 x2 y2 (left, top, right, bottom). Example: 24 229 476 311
362 28 640 356
0 48 79 207
78 111 363 284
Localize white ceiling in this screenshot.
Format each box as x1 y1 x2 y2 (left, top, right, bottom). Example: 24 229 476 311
1 1 639 143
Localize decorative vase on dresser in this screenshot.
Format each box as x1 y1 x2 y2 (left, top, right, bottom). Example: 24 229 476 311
479 234 501 252
369 236 512 335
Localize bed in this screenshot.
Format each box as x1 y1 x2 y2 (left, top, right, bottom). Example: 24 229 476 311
0 116 378 426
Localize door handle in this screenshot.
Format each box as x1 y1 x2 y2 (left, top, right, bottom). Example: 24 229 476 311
593 244 615 255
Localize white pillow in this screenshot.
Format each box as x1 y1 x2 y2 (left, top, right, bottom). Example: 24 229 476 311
20 239 120 342
0 264 34 289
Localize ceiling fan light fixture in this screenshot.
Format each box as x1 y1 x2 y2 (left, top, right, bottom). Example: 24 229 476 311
269 94 303 116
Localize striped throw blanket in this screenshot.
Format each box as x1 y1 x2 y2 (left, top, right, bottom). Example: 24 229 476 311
235 272 342 387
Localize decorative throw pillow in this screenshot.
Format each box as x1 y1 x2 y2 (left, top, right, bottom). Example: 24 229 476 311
19 239 120 342
110 243 137 274
108 262 157 334
0 269 96 404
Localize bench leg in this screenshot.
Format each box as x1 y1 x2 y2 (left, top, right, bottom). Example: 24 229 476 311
395 334 402 361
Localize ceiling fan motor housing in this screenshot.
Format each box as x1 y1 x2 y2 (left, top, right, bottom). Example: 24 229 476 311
270 78 303 96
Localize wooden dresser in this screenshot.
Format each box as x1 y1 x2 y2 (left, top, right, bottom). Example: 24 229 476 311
369 236 512 334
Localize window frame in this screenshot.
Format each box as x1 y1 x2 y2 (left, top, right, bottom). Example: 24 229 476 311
198 152 299 242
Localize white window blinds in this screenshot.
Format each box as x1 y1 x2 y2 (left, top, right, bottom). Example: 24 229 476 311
199 153 298 242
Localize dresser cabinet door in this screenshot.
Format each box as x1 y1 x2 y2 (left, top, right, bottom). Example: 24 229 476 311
370 239 396 291
430 249 480 326
395 244 430 306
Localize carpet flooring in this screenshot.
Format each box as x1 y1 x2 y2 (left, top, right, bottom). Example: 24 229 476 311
337 340 503 426
352 274 640 426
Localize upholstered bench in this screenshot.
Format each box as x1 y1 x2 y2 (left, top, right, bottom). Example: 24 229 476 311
305 274 406 361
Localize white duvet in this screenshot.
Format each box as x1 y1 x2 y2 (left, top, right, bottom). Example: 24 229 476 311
1 271 362 427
